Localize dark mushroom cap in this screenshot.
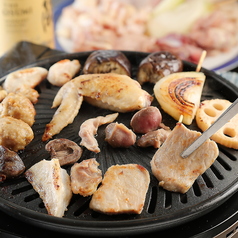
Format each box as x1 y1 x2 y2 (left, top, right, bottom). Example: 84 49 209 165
45 138 83 166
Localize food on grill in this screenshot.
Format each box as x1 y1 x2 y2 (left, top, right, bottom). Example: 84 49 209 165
89 164 150 215
196 99 238 149
151 122 219 193
25 159 72 217
0 87 7 102
105 123 136 148
77 73 153 112
0 93 36 126
3 67 48 104
47 59 81 86
0 116 34 152
130 106 162 134
45 138 83 166
137 128 171 148
42 73 152 141
137 51 183 85
0 145 25 182
83 50 131 76
79 113 118 153
42 81 83 141
70 158 102 196
154 71 205 125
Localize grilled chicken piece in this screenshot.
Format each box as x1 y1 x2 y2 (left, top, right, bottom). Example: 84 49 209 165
0 116 34 152
45 138 83 166
105 122 136 148
0 145 25 181
137 128 171 148
42 73 152 141
79 113 118 153
3 67 48 104
25 159 72 217
137 51 183 85
83 50 131 76
89 164 150 215
0 87 7 102
0 93 36 126
154 71 205 125
47 59 81 86
42 81 83 141
70 158 102 196
151 123 219 193
77 73 153 112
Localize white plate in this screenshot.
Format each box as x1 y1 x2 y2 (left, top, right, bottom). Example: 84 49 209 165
53 0 238 72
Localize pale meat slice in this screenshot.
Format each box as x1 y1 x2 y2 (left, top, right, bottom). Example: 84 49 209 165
42 81 83 141
70 158 102 196
3 67 48 104
25 159 72 217
74 73 153 112
79 113 118 153
151 123 219 193
89 164 150 215
0 93 36 126
47 59 81 86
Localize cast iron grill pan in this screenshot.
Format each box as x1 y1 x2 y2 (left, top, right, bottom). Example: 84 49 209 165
1 52 238 236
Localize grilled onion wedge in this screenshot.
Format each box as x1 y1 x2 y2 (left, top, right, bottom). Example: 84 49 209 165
153 72 205 125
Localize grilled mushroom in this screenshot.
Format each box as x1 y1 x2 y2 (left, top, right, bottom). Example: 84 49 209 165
137 51 183 85
45 138 82 166
0 145 25 181
83 50 131 76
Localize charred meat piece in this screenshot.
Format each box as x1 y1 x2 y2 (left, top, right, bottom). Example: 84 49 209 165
0 145 25 181
137 128 171 148
105 122 136 148
70 158 102 196
83 50 131 76
130 106 162 134
47 59 81 86
89 164 150 215
151 123 219 194
137 51 183 85
0 116 34 152
25 159 72 217
0 93 36 126
79 113 118 153
45 138 82 166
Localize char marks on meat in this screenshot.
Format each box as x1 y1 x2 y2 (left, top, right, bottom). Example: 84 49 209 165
151 123 219 193
25 159 72 217
89 164 150 215
0 145 25 181
70 158 102 196
79 113 118 153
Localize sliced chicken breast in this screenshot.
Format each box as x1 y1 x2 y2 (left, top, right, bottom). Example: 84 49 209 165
151 123 219 193
89 164 150 215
